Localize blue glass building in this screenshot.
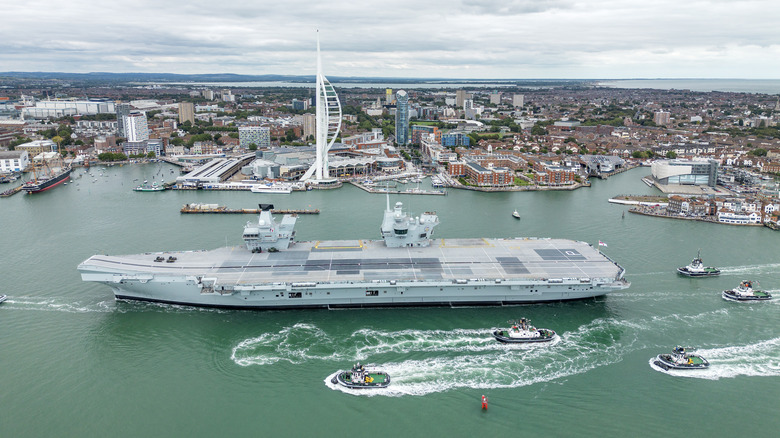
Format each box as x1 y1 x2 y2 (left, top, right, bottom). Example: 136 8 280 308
395 90 409 145
442 132 470 147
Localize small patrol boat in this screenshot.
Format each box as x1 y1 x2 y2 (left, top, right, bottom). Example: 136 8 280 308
493 318 556 343
331 363 390 389
722 280 772 302
0 294 7 304
677 250 720 277
654 346 709 371
512 210 521 219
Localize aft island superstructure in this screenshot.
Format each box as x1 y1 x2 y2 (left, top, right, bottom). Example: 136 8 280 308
78 199 630 309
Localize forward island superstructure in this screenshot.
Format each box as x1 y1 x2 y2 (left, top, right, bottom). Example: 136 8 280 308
78 199 630 309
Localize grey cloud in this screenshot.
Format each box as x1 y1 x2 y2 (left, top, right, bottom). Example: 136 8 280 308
1 0 779 78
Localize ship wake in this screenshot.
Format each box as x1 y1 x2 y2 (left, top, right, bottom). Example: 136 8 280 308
649 337 780 380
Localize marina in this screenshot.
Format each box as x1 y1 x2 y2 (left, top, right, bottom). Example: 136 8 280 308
2 164 779 437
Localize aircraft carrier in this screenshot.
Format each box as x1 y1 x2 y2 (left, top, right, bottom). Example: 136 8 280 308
78 200 630 309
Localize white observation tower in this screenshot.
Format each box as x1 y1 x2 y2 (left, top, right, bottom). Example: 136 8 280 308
301 31 342 184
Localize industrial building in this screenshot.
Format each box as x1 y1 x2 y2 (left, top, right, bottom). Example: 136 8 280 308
176 154 255 187
0 150 30 173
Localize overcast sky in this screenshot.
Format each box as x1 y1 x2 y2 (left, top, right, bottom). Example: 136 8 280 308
3 0 779 79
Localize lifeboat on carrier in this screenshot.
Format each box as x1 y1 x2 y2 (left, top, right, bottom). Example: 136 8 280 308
653 346 709 371
493 318 556 343
331 363 390 389
722 280 772 302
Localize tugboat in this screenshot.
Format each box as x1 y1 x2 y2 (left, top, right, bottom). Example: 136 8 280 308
722 280 772 302
677 250 720 277
654 346 709 371
493 318 556 343
331 363 390 389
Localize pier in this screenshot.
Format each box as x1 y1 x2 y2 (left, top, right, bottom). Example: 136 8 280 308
181 204 319 214
1 185 23 197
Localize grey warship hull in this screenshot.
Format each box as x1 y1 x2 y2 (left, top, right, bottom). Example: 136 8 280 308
78 237 629 309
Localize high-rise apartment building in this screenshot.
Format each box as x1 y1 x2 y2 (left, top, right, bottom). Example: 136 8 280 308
395 90 410 145
291 99 309 111
124 112 149 142
385 89 394 105
178 102 195 124
512 94 524 108
239 126 271 148
221 89 235 102
456 90 467 107
490 92 501 105
302 113 316 139
654 111 671 126
410 125 441 145
464 99 476 119
116 103 132 137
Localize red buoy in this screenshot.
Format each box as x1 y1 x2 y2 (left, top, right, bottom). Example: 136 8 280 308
481 395 488 410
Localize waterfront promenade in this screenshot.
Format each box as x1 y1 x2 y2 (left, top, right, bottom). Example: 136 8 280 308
628 205 763 227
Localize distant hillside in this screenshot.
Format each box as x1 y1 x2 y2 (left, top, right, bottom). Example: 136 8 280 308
0 72 314 82
0 71 589 86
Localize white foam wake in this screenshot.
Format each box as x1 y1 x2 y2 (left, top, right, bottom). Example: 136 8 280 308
649 337 780 380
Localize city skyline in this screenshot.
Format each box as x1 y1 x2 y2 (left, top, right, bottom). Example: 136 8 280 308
2 1 780 79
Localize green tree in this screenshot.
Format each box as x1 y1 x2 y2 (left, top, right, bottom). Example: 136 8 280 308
186 133 212 147
248 143 258 151
666 151 677 159
531 124 547 136
51 135 64 155
751 148 767 157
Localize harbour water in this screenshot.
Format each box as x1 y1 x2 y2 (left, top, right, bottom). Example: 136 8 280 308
598 79 780 94
168 78 780 94
1 166 779 436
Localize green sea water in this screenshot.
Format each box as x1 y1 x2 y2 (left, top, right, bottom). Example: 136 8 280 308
1 166 778 437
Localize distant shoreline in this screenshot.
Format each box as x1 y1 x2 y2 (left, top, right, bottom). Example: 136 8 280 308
597 78 780 94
